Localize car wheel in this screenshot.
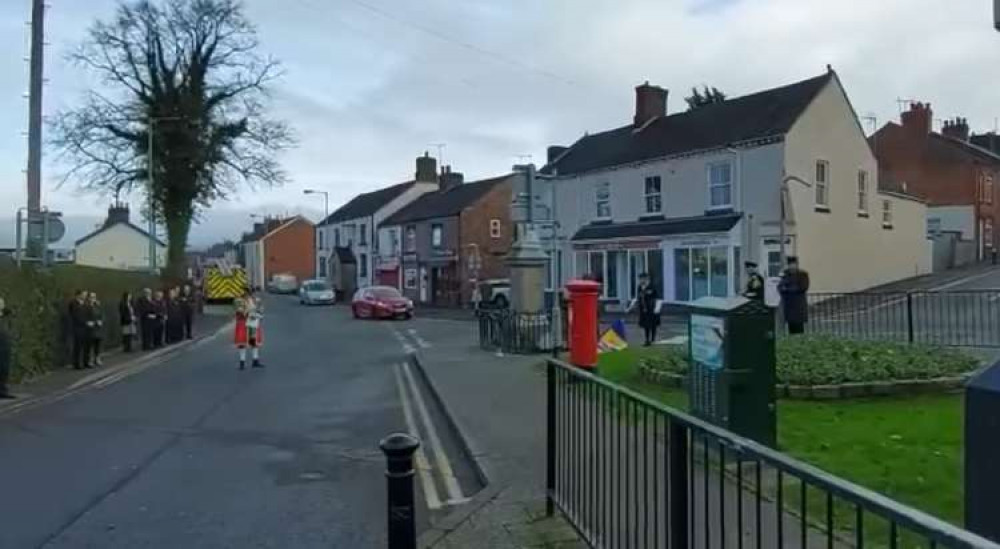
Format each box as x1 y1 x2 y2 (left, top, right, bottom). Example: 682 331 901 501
352 305 360 319
493 294 509 309
404 312 413 320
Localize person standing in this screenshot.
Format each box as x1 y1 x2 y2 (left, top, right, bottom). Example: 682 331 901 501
778 256 810 335
0 296 15 399
87 292 105 367
742 261 766 302
234 291 264 370
119 292 137 352
166 287 184 344
181 285 195 339
136 288 155 351
69 290 91 370
631 273 660 346
152 290 167 348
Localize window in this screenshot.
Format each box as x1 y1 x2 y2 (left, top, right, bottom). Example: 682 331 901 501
389 228 400 253
404 268 417 289
605 251 621 299
767 251 782 278
359 223 367 245
490 219 501 238
882 199 892 227
708 162 732 208
981 173 994 205
986 218 995 248
431 224 443 248
595 182 611 219
405 226 416 252
359 253 368 277
815 160 830 207
644 176 662 214
334 228 341 247
318 230 325 250
857 170 869 213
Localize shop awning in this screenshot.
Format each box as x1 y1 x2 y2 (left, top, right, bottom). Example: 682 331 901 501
571 213 741 242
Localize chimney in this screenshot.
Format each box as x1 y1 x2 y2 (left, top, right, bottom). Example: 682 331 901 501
104 203 130 227
415 152 438 183
900 102 932 136
634 81 668 127
547 145 568 164
439 165 464 191
942 117 970 142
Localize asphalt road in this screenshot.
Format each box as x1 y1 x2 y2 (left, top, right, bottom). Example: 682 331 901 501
0 297 478 549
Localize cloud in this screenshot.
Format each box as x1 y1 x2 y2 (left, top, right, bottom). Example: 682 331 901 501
1 0 1000 246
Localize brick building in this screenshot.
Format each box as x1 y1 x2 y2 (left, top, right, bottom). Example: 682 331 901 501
378 171 515 306
871 103 1000 261
241 216 316 290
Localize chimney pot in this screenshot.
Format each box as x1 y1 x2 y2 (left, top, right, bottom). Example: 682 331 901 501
415 153 438 182
900 101 933 137
941 116 970 142
439 169 464 191
633 82 668 127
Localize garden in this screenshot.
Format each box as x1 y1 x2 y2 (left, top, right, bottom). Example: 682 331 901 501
597 335 983 526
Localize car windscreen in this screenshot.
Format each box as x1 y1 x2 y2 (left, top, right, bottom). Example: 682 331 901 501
305 282 330 291
372 287 402 299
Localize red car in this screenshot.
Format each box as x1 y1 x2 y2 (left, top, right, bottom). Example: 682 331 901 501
351 286 414 320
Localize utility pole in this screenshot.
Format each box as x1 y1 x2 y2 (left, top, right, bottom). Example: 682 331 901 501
26 0 44 214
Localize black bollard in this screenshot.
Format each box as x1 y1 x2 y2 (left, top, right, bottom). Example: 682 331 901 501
380 432 421 549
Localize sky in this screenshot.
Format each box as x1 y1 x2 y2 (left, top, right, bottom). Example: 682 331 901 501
1 0 1000 248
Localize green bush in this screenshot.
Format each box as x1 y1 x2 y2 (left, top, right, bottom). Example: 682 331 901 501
0 259 159 383
639 335 981 386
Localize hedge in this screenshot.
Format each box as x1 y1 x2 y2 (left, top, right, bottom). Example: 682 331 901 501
640 335 981 386
0 258 159 383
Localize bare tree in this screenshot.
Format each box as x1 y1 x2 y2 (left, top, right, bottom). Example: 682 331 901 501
51 0 293 279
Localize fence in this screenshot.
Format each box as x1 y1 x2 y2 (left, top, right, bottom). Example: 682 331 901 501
476 309 565 354
546 359 997 548
807 290 1000 347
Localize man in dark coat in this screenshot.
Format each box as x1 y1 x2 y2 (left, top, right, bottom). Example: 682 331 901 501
742 261 766 302
136 288 155 351
0 296 15 399
778 256 810 335
68 289 91 369
634 273 660 346
152 290 167 348
165 287 184 344
180 284 195 339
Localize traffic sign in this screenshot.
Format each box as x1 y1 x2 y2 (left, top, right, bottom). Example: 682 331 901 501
26 211 65 243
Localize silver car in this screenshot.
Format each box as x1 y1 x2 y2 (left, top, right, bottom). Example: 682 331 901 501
299 279 336 306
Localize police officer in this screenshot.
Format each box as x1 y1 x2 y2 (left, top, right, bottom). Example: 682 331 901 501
0 296 15 399
742 261 766 302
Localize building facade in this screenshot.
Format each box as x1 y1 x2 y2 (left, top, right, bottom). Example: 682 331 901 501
378 173 515 306
315 153 439 290
538 69 930 305
242 216 316 290
74 204 166 271
872 106 1000 262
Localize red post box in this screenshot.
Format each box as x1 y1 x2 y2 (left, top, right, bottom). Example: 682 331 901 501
566 279 601 370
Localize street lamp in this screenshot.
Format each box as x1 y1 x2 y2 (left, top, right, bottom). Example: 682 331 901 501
304 190 329 251
778 174 812 271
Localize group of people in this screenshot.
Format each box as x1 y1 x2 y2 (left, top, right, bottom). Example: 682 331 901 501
69 285 197 371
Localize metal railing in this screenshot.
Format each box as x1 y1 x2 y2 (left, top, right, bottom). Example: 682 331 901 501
477 309 565 354
546 359 997 548
807 290 1000 347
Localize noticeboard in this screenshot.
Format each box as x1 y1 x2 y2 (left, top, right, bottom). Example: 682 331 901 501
690 314 726 423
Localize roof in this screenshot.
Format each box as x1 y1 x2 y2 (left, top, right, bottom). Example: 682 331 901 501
543 72 835 177
261 216 313 242
571 213 742 242
75 221 166 247
381 175 513 226
322 181 416 225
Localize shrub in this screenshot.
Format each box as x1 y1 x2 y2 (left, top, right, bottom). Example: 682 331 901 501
639 335 980 386
0 259 159 383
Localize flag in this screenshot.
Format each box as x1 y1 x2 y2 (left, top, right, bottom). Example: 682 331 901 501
611 318 627 339
598 327 629 353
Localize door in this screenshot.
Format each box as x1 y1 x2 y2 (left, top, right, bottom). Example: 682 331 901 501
419 266 428 303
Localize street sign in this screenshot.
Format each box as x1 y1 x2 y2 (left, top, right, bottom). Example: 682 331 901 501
26 211 65 242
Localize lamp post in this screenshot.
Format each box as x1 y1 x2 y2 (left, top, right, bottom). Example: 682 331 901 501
304 189 330 279
778 174 812 273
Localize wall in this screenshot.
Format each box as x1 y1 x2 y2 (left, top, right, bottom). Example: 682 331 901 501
458 178 514 302
784 77 930 293
928 205 975 240
399 216 460 303
75 224 166 271
262 218 315 284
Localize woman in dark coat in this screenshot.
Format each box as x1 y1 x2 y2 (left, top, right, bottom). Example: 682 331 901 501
119 292 137 352
778 256 810 334
165 287 184 344
634 273 660 346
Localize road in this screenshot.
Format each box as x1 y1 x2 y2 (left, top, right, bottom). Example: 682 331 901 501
0 297 478 549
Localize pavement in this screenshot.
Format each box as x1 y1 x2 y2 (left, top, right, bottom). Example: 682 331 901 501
0 297 480 548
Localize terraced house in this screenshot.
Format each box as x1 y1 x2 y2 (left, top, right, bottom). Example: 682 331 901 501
538 68 931 305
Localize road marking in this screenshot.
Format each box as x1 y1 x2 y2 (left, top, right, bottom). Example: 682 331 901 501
389 328 416 353
406 328 432 349
400 361 468 506
392 364 442 511
928 269 1000 291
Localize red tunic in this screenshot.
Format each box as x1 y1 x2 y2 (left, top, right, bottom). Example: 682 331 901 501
234 311 263 347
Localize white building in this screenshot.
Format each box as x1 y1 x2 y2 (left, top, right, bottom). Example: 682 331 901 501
75 204 166 271
315 153 439 289
537 69 931 304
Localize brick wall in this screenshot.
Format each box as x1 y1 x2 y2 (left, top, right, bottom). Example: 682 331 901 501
458 178 514 302
263 218 316 283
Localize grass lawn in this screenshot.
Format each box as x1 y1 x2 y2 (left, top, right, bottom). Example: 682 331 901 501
597 346 964 525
